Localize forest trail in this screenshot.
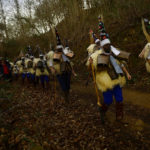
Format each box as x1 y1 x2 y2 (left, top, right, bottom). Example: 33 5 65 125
72 81 150 109
0 80 150 149
123 89 150 109
72 81 150 146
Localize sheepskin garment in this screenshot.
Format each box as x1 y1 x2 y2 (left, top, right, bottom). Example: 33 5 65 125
86 50 126 92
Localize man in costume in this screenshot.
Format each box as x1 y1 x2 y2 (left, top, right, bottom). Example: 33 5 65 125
86 19 131 123
47 29 75 103
24 46 36 85
20 53 32 84
63 39 77 77
2 59 10 81
139 18 150 72
12 64 19 80
34 49 49 89
28 55 36 85
25 53 32 84
5 59 13 81
16 56 26 84
15 49 29 84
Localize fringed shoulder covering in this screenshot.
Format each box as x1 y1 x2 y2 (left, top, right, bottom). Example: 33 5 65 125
87 44 97 55
86 50 126 92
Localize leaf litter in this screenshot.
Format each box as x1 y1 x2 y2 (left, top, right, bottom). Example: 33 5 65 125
0 81 150 150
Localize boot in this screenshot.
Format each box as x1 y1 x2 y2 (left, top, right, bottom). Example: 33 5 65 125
27 77 31 84
42 82 45 90
35 77 39 88
46 82 50 91
22 78 25 85
116 102 123 121
99 104 108 124
64 91 69 103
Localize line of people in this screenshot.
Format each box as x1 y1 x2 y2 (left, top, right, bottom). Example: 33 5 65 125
0 29 76 104
0 17 150 124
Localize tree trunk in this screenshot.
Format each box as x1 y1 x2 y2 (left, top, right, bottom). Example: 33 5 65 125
0 0 9 40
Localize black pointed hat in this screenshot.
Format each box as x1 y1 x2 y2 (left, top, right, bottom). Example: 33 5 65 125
36 45 44 57
65 39 69 48
26 45 33 56
55 28 63 50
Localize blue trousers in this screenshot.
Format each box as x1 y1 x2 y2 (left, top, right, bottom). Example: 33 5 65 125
27 73 31 79
40 75 49 84
22 73 26 79
57 72 71 92
31 74 35 81
103 85 123 105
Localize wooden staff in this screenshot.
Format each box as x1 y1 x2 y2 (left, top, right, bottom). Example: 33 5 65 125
54 75 56 101
91 63 102 107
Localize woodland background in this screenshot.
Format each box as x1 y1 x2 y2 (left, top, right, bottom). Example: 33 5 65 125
0 0 150 88
1 1 150 149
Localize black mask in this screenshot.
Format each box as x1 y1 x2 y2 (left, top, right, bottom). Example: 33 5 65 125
103 44 111 53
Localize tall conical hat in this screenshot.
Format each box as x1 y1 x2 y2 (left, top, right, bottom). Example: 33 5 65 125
55 28 63 50
26 45 34 59
27 45 32 55
19 50 24 57
50 44 54 51
39 50 44 57
65 39 69 48
98 19 111 47
36 45 44 57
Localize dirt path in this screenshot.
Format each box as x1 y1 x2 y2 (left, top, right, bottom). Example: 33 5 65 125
0 81 150 150
123 89 150 108
72 81 150 108
71 82 150 146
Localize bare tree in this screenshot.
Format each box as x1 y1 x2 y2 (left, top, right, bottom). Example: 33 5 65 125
0 0 9 39
14 0 25 36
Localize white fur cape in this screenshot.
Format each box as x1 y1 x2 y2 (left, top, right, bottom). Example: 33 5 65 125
139 43 150 73
16 60 23 74
32 58 49 76
86 50 126 92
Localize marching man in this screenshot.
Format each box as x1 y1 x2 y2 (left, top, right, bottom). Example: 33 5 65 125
139 18 150 73
47 29 75 103
34 51 50 89
86 18 131 123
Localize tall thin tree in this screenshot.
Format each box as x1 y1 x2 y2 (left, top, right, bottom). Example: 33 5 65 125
0 0 9 39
